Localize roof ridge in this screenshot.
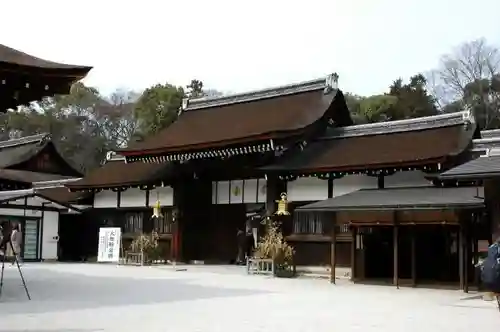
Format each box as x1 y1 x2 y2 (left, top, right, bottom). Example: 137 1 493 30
0 133 51 149
181 73 339 112
319 110 472 140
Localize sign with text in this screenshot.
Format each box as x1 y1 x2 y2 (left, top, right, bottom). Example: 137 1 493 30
97 227 121 263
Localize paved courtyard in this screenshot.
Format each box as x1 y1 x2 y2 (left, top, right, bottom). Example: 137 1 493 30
0 263 498 332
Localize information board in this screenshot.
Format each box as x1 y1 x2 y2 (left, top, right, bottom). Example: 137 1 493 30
97 227 121 263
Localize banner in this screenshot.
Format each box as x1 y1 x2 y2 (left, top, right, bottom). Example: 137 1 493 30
97 227 121 263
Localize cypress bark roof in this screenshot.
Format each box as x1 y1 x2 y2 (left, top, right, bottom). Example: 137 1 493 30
121 74 351 162
263 111 475 173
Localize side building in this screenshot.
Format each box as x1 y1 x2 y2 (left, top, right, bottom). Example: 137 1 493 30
0 134 91 261
65 152 175 261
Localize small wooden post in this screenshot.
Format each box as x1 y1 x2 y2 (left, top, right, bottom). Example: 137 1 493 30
350 225 357 282
393 223 399 288
411 226 416 287
330 217 337 284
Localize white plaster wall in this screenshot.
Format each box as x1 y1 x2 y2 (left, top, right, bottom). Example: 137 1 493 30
212 179 267 204
149 186 173 207
384 170 431 188
120 188 147 207
287 177 329 202
42 211 59 260
332 174 378 197
0 208 41 217
94 190 118 208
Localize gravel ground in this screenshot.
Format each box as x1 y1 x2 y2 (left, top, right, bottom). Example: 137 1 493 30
0 263 497 332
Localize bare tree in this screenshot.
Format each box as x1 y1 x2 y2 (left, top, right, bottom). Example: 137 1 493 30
428 39 500 104
100 89 141 147
427 39 500 128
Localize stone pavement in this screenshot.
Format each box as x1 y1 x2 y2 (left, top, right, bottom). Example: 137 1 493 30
0 263 498 332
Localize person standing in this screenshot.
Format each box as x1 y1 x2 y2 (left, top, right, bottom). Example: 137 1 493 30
10 221 23 265
236 229 246 265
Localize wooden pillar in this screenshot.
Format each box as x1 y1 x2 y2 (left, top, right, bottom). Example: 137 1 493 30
171 183 182 263
464 223 469 293
265 175 279 217
411 226 416 287
330 217 337 284
458 226 464 291
393 222 399 288
351 226 357 282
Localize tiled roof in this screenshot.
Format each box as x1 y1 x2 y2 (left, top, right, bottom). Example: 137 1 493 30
440 155 500 179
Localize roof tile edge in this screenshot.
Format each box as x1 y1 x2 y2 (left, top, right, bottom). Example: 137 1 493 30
0 133 51 149
180 73 339 112
320 110 474 140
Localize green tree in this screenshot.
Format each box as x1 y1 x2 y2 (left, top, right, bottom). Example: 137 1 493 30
186 79 204 98
133 83 185 137
348 74 437 124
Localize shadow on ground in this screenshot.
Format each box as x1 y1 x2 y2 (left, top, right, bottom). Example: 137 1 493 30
0 267 269 315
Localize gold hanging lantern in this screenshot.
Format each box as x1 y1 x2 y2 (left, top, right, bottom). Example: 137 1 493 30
152 200 163 218
275 192 290 215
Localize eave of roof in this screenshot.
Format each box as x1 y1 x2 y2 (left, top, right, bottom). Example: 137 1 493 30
65 155 172 191
0 44 92 75
296 186 484 212
0 189 84 212
0 169 75 184
440 153 500 180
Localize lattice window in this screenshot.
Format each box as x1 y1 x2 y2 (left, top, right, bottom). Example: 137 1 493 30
339 223 350 233
292 212 325 234
124 213 143 233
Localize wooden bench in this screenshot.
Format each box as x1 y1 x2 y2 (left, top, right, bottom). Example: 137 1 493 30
124 252 145 266
247 257 274 276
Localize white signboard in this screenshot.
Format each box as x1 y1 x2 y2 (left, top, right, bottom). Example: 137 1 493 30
97 227 121 263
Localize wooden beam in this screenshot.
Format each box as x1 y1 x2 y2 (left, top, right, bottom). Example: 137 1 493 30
330 217 336 284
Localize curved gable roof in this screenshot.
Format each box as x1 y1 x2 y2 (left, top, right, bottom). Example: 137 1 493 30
121 74 349 162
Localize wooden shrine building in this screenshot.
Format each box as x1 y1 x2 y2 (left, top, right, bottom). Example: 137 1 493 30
0 133 91 261
68 74 489 289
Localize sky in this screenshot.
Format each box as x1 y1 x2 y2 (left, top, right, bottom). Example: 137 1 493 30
2 0 500 97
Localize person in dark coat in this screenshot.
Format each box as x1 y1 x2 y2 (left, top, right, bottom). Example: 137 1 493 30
236 229 246 265
244 226 255 259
